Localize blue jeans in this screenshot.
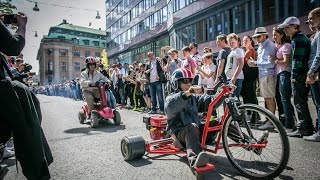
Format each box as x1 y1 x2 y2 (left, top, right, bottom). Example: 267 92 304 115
228 79 243 100
149 81 164 111
310 80 320 131
106 90 116 109
292 77 314 133
278 71 295 128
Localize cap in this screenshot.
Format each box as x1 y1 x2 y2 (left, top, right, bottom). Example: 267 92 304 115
277 17 300 28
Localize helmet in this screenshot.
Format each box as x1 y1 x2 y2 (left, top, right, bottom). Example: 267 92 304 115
85 57 97 64
85 57 97 68
171 68 193 91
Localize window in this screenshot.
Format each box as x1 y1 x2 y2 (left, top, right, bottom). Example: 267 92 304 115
61 76 67 82
85 51 90 57
208 16 214 41
93 41 100 46
162 6 167 22
195 20 205 43
95 52 100 58
72 38 79 44
262 0 275 26
48 61 53 73
73 50 80 57
74 62 80 72
233 3 248 33
213 13 222 38
47 48 53 55
83 40 89 45
59 49 67 56
61 62 67 72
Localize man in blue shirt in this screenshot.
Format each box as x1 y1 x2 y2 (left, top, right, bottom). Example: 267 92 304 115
248 27 277 130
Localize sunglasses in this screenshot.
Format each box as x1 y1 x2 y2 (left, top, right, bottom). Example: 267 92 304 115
254 35 262 39
180 78 193 84
88 63 96 65
189 47 194 49
203 51 209 53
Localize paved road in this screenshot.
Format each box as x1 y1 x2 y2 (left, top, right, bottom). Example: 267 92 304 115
2 95 320 180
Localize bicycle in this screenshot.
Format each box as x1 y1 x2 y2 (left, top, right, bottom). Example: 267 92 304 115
121 76 290 179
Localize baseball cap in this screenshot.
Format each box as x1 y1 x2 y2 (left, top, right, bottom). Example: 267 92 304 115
278 17 300 28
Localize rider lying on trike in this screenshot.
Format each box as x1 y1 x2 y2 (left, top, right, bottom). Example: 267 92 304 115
122 67 289 179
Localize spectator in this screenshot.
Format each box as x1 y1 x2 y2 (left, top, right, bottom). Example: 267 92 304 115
181 46 196 75
214 34 231 84
278 17 315 137
197 53 216 95
241 36 259 123
248 27 277 130
272 27 295 132
145 52 165 114
225 33 245 100
167 48 182 75
304 7 320 141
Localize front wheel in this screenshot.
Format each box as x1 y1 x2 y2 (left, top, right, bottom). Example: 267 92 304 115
90 111 99 128
113 110 121 125
222 104 290 179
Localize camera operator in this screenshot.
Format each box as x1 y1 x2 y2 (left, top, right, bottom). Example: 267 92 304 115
0 12 53 180
14 58 34 84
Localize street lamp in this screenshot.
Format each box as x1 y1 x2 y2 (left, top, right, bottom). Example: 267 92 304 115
95 11 101 19
33 2 39 11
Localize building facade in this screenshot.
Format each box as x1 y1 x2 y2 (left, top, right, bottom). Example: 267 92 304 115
105 0 319 63
37 20 106 85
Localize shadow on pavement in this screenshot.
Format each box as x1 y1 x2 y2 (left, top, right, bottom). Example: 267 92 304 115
126 157 153 167
64 124 126 135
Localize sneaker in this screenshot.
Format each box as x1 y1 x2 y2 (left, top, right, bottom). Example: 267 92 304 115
285 128 294 134
133 108 138 111
157 110 165 115
258 122 275 130
148 110 157 114
2 148 14 159
303 133 320 142
193 152 209 168
253 131 269 155
287 130 313 138
125 104 133 109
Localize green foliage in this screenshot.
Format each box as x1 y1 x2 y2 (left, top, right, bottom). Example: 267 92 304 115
0 2 17 14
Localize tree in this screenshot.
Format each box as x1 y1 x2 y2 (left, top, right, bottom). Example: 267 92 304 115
100 49 109 69
0 1 16 14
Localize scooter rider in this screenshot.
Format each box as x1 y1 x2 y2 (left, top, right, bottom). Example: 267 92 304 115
80 57 109 118
165 68 217 169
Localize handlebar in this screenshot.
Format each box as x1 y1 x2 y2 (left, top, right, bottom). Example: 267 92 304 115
212 76 227 92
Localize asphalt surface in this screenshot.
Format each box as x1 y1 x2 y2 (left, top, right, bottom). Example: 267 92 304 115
1 95 320 180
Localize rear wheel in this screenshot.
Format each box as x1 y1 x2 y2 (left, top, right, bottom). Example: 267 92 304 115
78 110 85 124
90 112 99 128
222 104 289 179
113 110 121 125
121 135 145 161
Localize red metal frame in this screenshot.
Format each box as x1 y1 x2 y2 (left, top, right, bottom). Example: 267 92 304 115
144 84 268 172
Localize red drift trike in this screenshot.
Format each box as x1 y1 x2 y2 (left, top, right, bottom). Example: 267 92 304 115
120 77 290 179
78 81 121 128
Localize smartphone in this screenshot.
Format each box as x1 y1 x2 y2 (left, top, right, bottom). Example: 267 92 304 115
3 14 17 25
29 72 36 76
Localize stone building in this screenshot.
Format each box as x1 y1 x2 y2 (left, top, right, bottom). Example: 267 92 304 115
37 20 106 85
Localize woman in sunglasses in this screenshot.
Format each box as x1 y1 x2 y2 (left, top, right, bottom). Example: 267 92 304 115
80 57 109 118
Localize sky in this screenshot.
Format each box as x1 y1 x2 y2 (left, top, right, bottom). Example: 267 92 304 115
9 0 106 72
